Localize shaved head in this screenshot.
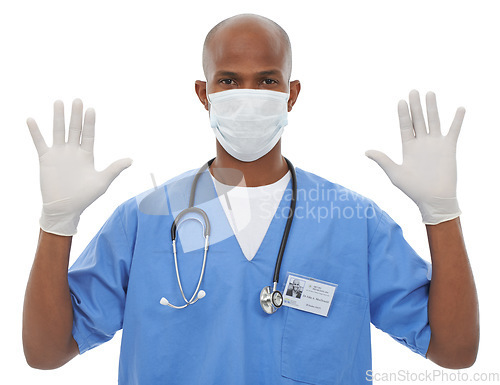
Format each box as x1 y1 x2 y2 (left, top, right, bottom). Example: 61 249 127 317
202 14 292 81
194 13 300 115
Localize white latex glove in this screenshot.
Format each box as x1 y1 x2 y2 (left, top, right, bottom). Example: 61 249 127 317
365 90 465 225
27 99 132 236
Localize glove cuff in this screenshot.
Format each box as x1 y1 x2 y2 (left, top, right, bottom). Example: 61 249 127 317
418 197 461 225
39 206 80 236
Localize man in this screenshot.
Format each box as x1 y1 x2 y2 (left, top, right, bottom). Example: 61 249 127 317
23 13 479 384
286 279 303 299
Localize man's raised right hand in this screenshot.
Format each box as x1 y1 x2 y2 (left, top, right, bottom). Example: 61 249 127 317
27 99 132 236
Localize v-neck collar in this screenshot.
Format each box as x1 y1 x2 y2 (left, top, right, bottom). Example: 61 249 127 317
167 166 297 262
204 168 295 263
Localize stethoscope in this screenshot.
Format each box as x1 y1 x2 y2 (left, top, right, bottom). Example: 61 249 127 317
160 157 297 314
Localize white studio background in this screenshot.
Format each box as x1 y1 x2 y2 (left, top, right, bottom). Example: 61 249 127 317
1 0 498 384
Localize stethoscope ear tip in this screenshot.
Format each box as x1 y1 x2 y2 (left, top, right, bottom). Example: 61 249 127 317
160 291 206 307
160 297 169 306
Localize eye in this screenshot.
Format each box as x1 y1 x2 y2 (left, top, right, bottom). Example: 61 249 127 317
262 78 278 85
219 79 236 85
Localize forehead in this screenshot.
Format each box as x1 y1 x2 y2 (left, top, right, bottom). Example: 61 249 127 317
206 22 288 76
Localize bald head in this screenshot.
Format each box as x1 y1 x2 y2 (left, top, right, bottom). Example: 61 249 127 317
202 14 292 82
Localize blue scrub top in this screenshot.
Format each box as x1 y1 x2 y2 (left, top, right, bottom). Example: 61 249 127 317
68 167 431 385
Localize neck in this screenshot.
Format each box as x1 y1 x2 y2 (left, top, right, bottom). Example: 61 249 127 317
209 140 289 187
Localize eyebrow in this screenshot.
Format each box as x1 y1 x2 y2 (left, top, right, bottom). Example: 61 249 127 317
257 70 281 77
214 69 282 78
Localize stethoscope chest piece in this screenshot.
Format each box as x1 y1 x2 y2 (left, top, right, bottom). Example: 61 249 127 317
260 286 283 314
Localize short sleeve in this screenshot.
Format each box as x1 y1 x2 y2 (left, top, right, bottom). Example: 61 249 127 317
68 202 136 354
368 207 432 357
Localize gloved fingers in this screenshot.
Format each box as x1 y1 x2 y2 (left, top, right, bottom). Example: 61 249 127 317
447 106 466 143
100 158 133 185
365 150 398 178
81 108 95 153
409 90 427 137
426 91 441 137
26 117 49 157
397 100 415 143
68 98 83 145
53 100 66 145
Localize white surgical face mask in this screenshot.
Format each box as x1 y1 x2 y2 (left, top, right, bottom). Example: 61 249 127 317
207 88 289 162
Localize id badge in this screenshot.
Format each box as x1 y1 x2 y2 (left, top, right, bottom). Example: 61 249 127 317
282 272 337 317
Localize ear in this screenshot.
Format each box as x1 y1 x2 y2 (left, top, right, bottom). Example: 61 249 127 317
195 80 209 111
287 80 301 112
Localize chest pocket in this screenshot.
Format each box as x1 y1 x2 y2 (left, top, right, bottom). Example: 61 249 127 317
281 291 368 385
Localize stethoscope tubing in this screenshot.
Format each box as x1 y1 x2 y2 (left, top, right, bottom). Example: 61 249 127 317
272 157 297 284
165 157 296 310
171 234 209 308
164 160 215 309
